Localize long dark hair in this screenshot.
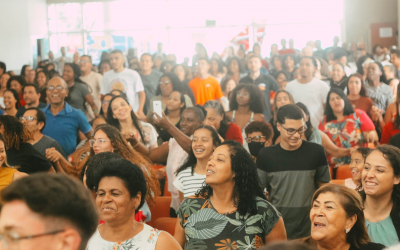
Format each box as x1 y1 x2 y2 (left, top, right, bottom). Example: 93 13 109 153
347 73 367 97
196 140 265 217
164 91 186 116
226 56 246 74
6 75 26 93
203 100 230 139
359 145 400 227
209 58 224 74
155 72 183 96
176 125 221 175
394 83 400 129
64 63 92 92
99 93 114 117
324 88 354 123
106 96 145 143
229 84 265 114
20 65 30 77
296 102 313 141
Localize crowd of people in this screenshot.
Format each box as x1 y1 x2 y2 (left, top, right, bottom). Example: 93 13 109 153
0 36 400 249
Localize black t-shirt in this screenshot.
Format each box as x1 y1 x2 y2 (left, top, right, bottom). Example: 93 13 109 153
389 133 400 149
16 102 47 118
6 142 52 174
348 242 385 250
239 73 279 121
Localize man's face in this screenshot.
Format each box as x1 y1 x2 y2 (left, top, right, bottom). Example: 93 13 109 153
79 56 92 73
277 118 305 148
367 63 382 82
48 51 54 60
247 57 261 73
0 200 61 250
109 53 124 70
299 58 315 78
60 47 66 56
47 78 68 105
197 60 210 75
139 55 153 72
23 86 39 106
21 109 41 133
390 53 400 67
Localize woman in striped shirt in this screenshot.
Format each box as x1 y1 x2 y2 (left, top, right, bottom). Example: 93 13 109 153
173 125 221 202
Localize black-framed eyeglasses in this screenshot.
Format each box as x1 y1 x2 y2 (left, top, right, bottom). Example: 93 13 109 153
245 135 266 143
47 86 65 91
281 125 307 135
0 229 65 249
159 80 170 85
19 116 36 122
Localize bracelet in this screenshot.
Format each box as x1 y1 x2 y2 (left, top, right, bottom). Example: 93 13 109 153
132 141 139 148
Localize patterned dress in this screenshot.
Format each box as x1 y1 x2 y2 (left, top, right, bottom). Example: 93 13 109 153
86 224 161 250
177 195 281 250
318 109 375 168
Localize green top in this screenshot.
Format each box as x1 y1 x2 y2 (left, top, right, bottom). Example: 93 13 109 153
366 216 399 247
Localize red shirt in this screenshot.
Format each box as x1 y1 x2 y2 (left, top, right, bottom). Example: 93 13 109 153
381 121 400 144
224 122 243 145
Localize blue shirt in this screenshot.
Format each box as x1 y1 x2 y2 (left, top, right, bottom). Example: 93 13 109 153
42 103 92 156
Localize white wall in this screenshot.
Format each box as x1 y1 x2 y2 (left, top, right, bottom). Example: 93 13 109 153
0 0 48 72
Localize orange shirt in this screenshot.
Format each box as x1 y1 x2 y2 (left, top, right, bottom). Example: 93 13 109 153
189 76 223 105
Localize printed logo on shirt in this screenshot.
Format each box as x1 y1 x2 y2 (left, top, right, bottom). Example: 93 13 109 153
258 83 266 91
206 84 211 88
110 78 128 92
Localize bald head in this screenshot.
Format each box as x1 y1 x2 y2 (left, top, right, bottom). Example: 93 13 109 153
302 46 313 57
48 76 67 88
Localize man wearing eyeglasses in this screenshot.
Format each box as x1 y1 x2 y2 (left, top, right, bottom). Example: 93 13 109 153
41 77 93 156
0 174 98 250
80 55 102 122
21 107 67 173
15 84 46 118
256 104 330 240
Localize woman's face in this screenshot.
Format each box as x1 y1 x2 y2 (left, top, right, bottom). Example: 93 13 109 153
310 192 356 243
0 140 6 166
102 95 113 115
332 64 345 82
174 65 185 81
100 63 111 75
166 91 184 112
37 72 47 88
349 151 365 183
24 66 31 76
93 117 106 129
180 109 202 136
0 74 10 88
165 63 173 73
206 145 234 185
10 80 22 94
3 91 16 109
275 92 291 109
225 80 236 93
192 128 215 161
285 56 294 69
347 76 362 96
236 88 250 106
204 107 223 130
62 65 74 83
96 176 140 223
362 150 400 198
328 92 345 114
276 73 287 84
92 129 114 155
159 76 173 97
211 60 219 73
110 97 132 121
273 57 282 69
229 60 239 74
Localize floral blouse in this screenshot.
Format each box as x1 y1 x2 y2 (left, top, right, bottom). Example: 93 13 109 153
177 195 281 249
318 109 375 168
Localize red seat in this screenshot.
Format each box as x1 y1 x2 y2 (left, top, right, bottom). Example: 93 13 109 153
331 179 345 185
148 196 171 226
336 164 352 180
153 217 177 236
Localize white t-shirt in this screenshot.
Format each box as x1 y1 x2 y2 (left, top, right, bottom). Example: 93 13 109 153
173 167 206 198
80 71 103 121
166 138 189 211
100 68 144 112
285 78 330 127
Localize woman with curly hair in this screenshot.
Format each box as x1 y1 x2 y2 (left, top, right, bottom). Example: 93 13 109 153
360 145 400 247
0 115 53 174
174 125 221 202
174 140 286 249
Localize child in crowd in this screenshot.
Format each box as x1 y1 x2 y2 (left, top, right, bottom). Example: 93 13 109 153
345 147 372 189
